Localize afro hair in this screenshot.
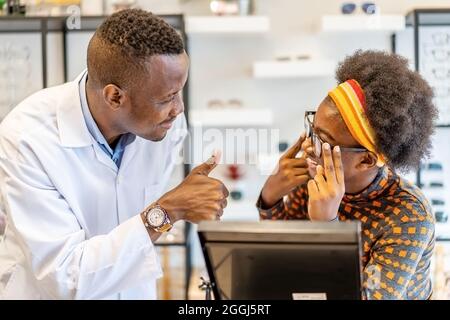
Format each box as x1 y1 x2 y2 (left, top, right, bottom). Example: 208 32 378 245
335 50 438 172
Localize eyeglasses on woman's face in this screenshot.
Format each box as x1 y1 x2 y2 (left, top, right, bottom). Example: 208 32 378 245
304 111 367 158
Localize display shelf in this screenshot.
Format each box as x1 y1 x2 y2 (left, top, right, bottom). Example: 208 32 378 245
190 108 273 126
185 16 270 34
252 59 335 78
321 14 405 32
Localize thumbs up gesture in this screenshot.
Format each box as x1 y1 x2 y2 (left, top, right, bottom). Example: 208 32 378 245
260 134 310 208
157 151 230 224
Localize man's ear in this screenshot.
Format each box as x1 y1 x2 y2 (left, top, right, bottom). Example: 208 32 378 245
355 151 378 171
103 84 125 110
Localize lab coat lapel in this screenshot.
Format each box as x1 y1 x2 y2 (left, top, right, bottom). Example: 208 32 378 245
56 72 117 173
92 143 119 173
118 138 138 174
56 72 92 148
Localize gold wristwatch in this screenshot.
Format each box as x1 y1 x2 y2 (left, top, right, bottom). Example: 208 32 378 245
143 204 173 233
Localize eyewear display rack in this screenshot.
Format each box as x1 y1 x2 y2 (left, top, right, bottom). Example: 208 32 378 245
394 9 450 241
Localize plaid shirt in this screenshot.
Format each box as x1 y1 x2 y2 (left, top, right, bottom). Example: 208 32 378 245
257 166 435 300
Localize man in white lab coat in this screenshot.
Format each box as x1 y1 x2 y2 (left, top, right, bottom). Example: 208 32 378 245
0 9 228 299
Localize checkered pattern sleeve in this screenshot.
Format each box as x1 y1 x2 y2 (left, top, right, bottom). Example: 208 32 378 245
362 203 435 300
257 185 309 220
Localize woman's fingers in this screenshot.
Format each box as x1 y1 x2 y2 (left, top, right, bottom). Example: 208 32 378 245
286 158 309 168
333 146 345 186
307 179 319 198
322 143 337 185
314 165 327 192
292 168 309 176
282 133 306 159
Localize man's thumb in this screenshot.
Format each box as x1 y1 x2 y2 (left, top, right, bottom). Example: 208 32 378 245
191 150 222 176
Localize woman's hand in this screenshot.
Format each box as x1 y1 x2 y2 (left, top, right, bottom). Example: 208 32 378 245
307 143 345 221
260 134 310 208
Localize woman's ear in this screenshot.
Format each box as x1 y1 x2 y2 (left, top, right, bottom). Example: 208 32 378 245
103 84 125 110
355 151 378 171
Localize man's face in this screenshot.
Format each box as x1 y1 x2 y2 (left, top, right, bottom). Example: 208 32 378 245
306 97 366 185
119 52 189 141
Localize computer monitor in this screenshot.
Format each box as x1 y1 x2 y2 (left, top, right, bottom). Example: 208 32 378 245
198 220 363 300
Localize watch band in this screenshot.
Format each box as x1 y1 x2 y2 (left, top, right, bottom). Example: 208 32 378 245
154 221 173 233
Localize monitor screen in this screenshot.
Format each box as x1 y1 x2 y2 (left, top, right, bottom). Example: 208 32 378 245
198 220 363 300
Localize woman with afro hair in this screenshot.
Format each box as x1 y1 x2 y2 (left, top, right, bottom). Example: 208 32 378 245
258 50 438 300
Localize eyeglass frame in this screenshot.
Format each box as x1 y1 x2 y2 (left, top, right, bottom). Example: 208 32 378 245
341 2 379 15
432 32 450 46
424 47 450 62
207 99 243 109
432 68 450 80
304 111 368 158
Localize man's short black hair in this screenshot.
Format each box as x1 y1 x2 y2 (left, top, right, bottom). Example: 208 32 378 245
334 50 438 172
87 9 185 88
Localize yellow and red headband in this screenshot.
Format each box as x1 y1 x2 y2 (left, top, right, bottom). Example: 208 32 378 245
328 79 386 167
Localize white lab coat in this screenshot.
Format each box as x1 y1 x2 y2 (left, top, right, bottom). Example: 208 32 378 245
0 72 187 299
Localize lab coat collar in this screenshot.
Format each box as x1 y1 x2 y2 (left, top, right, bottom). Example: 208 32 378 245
56 71 94 148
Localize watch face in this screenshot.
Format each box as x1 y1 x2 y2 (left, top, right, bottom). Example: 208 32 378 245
147 207 166 228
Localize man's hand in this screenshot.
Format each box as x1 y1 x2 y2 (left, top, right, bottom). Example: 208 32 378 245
157 152 229 224
307 143 345 221
261 134 310 208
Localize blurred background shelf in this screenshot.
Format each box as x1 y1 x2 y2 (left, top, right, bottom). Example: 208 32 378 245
321 14 405 32
185 16 270 34
190 108 273 126
221 200 259 221
252 59 336 79
436 223 450 241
